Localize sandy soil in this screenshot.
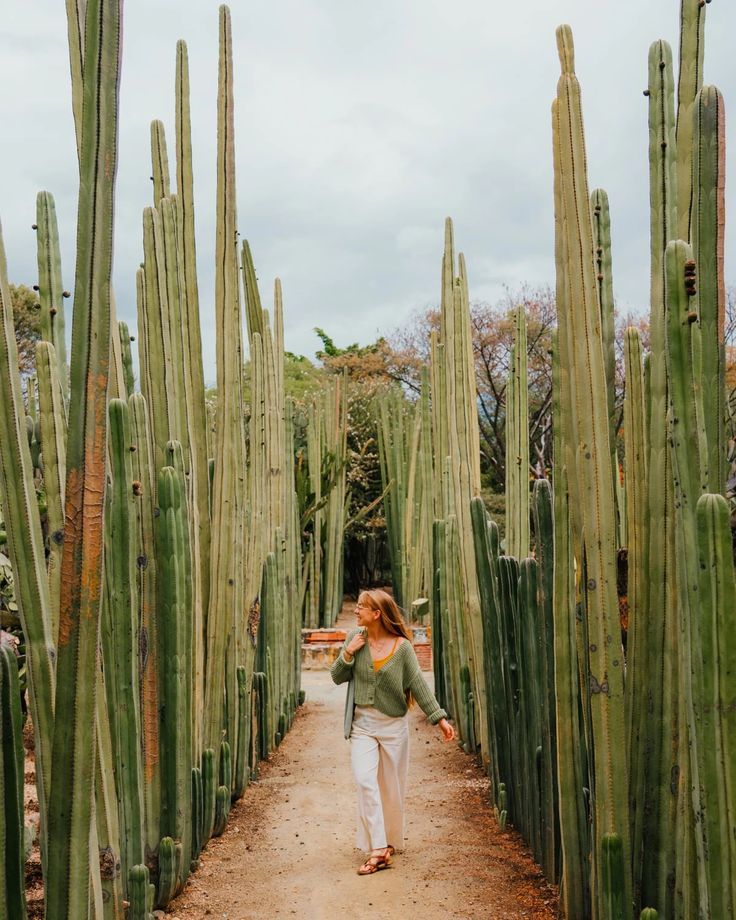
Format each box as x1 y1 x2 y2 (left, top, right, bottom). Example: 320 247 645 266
170 629 558 919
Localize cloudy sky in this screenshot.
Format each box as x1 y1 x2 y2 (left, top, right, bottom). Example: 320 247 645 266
1 1 734 382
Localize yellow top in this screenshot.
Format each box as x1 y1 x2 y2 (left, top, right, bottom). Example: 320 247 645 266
372 636 400 671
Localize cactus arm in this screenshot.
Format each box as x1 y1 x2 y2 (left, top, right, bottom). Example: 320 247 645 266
46 0 122 911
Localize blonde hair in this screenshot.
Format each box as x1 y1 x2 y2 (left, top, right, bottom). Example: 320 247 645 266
358 589 415 708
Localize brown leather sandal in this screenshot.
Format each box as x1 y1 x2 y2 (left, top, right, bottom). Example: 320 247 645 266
357 849 392 875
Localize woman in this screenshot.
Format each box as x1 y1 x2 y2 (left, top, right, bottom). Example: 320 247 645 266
330 588 455 876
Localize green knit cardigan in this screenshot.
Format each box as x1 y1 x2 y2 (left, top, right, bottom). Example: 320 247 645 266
330 628 447 739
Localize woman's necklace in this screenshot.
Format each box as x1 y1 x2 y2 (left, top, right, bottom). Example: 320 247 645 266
369 634 394 656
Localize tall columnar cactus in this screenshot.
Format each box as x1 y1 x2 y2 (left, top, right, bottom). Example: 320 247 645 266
176 39 211 754
691 85 726 494
622 328 649 838
204 2 247 772
590 188 623 542
0 641 26 920
664 240 709 918
377 387 433 615
102 398 145 885
504 306 529 559
299 374 348 628
552 26 631 914
0 223 55 861
35 191 68 402
694 493 736 918
35 341 68 646
127 392 162 867
94 660 125 918
46 0 122 911
150 119 171 206
118 321 135 398
470 498 503 797
636 39 680 916
532 478 558 883
139 205 177 472
549 329 590 919
157 461 193 896
675 0 706 241
428 219 488 757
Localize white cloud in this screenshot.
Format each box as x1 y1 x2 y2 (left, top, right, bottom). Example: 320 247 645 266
1 0 734 381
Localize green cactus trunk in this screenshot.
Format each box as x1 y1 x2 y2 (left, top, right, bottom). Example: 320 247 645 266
691 86 726 495
156 462 193 897
46 0 122 911
203 3 247 779
35 341 68 647
0 224 56 868
175 39 211 759
505 306 529 560
35 192 69 403
102 398 145 884
553 27 631 915
694 493 736 918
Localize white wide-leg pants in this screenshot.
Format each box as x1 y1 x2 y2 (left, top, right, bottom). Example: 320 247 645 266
349 704 409 853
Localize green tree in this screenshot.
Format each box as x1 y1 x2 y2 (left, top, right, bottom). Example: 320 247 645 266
10 284 42 379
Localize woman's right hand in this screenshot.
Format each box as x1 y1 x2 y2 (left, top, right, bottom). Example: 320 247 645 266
345 629 366 658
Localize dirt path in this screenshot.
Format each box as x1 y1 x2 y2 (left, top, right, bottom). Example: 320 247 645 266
171 626 557 919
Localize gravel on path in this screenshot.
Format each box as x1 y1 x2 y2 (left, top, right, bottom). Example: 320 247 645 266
170 660 557 920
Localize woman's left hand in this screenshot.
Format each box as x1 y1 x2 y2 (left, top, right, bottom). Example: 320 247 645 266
437 718 455 742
